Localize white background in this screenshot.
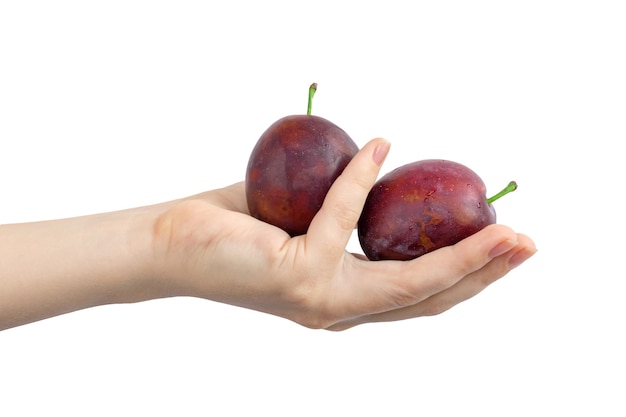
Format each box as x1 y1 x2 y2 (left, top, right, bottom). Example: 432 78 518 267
1 1 624 415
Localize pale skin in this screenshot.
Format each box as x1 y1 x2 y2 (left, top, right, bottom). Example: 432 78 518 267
0 138 536 331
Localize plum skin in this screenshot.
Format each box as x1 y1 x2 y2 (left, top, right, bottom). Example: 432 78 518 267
357 159 496 261
246 114 359 236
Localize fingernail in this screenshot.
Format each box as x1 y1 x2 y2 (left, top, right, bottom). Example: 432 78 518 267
509 247 538 269
488 239 518 259
372 140 391 166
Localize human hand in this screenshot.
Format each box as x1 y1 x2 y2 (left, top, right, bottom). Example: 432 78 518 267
150 138 536 330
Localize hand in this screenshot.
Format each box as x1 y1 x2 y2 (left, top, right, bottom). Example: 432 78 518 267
150 138 536 330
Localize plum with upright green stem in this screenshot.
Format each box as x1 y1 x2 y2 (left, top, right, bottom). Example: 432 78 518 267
246 83 359 236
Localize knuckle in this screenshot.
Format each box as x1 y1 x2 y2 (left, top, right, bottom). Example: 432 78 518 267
384 284 421 309
332 201 361 232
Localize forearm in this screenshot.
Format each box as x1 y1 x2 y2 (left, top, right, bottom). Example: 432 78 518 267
0 205 163 330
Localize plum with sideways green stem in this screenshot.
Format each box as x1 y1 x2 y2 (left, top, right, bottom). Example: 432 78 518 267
358 159 517 261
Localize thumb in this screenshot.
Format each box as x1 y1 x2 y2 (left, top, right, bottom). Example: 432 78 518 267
306 138 391 257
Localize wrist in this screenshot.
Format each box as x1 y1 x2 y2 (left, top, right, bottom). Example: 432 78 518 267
114 201 181 303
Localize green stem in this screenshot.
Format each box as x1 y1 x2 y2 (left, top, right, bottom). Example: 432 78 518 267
487 181 517 204
307 83 317 115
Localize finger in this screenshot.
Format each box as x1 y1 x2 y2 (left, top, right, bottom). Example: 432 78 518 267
323 224 521 330
329 231 536 330
346 235 536 327
306 138 390 258
404 234 537 317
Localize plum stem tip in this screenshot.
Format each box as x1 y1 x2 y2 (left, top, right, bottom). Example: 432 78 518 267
487 181 517 204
